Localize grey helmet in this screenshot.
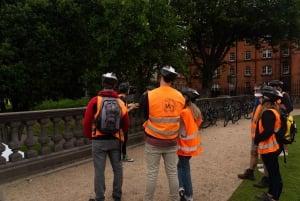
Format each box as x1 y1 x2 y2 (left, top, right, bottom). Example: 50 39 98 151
160 66 178 82
181 88 200 103
260 85 283 102
268 80 284 88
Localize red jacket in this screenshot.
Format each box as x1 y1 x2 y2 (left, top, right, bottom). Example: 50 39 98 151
83 90 130 139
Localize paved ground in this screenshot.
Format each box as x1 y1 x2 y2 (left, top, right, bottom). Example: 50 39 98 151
1 109 299 201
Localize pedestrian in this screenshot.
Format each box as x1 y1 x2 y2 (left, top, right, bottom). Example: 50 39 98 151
238 82 270 189
118 82 139 162
140 66 185 201
254 85 283 201
268 80 293 156
238 83 263 181
177 88 202 201
83 72 130 201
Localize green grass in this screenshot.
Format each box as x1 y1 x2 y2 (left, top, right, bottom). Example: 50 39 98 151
228 115 300 201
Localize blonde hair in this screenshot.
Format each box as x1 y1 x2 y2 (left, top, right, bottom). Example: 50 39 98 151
187 102 202 120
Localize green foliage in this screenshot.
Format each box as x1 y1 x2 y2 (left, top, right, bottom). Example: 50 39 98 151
32 97 89 110
0 0 190 111
229 115 300 201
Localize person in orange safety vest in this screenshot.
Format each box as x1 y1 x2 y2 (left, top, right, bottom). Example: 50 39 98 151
141 66 185 201
254 85 283 201
177 88 202 201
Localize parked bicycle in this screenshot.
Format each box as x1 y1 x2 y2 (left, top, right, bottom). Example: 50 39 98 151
223 103 239 127
200 101 218 128
236 100 253 120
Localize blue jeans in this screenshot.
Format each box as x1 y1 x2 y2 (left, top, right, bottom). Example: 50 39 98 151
92 139 122 201
177 155 193 197
144 143 178 201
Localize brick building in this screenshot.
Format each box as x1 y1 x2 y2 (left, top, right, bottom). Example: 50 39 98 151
184 40 300 97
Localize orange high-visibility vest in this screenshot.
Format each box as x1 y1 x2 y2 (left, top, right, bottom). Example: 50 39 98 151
92 96 127 142
177 108 202 156
143 86 185 140
257 108 281 155
250 104 263 138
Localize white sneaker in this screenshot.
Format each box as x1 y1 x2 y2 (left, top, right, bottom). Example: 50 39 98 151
257 163 264 168
258 168 264 174
279 150 288 156
184 195 193 201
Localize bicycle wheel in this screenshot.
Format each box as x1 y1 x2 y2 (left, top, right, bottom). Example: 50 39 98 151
224 113 230 127
200 112 210 128
244 103 253 119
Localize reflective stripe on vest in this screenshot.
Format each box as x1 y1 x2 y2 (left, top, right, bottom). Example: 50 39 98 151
149 116 180 123
250 104 262 138
257 108 281 154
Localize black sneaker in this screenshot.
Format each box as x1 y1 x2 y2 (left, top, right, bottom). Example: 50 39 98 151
253 176 269 188
238 168 255 180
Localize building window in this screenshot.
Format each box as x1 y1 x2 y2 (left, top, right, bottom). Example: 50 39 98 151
212 69 220 78
281 47 289 57
281 63 290 75
262 65 272 75
244 66 251 76
245 51 251 60
245 82 251 94
262 49 272 59
229 52 235 62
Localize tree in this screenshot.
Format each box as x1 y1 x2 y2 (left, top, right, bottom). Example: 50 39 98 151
170 0 300 90
80 0 190 96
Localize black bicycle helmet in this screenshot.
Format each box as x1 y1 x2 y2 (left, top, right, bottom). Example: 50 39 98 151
260 85 282 102
118 82 130 93
102 72 118 86
160 66 178 82
268 80 283 88
181 88 200 103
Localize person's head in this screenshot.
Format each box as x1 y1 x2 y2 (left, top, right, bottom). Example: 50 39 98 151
160 66 178 83
268 80 284 92
181 88 200 104
118 82 130 94
102 72 118 89
260 85 283 103
253 82 263 99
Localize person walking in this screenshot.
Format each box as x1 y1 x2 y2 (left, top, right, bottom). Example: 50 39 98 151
140 66 185 201
177 88 202 201
118 82 138 162
254 86 283 201
83 72 130 201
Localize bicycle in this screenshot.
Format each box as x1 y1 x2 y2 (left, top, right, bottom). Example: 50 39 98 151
236 100 253 120
223 103 239 127
200 101 218 128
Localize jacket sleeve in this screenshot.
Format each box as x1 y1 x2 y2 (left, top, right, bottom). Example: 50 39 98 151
83 97 97 139
282 93 293 114
121 112 130 133
254 110 275 144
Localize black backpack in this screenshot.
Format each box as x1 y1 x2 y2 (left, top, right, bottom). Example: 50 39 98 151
94 96 121 135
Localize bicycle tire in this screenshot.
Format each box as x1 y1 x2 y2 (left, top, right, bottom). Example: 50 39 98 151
224 113 230 127
201 120 211 128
